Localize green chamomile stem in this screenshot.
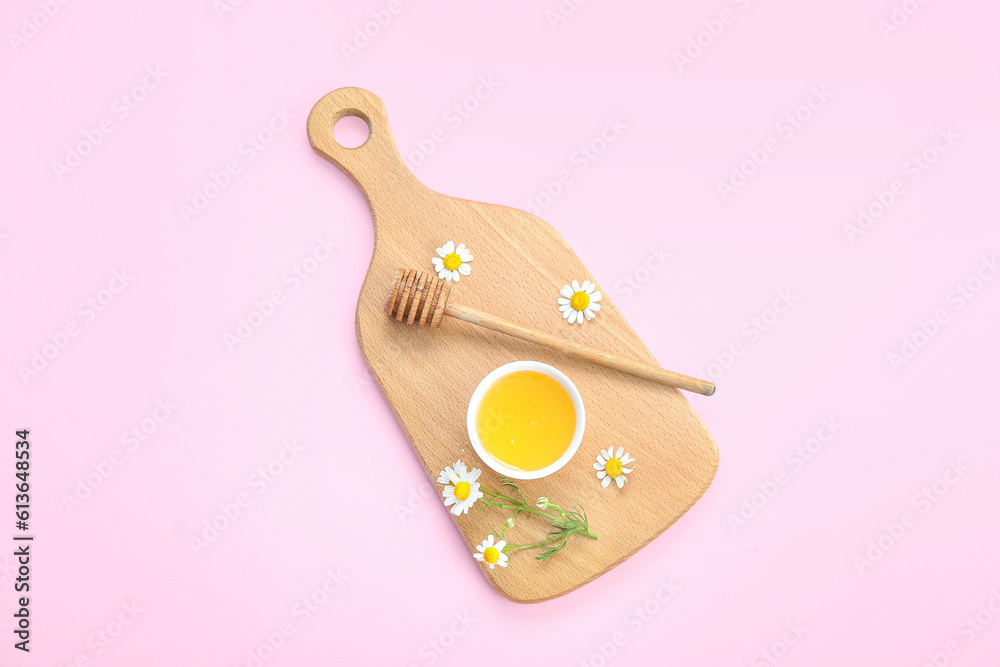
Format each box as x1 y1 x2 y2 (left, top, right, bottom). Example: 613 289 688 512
504 534 568 552
480 490 558 521
482 500 556 521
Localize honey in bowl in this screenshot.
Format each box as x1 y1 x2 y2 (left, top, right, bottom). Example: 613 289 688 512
475 370 577 472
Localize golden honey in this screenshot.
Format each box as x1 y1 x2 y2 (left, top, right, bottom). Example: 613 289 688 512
475 370 576 472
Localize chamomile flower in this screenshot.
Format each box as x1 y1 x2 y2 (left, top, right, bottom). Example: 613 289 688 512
431 241 473 282
437 459 484 516
473 534 509 569
594 447 635 489
558 280 602 324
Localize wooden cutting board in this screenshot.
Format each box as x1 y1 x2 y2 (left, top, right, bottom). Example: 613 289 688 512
307 87 718 603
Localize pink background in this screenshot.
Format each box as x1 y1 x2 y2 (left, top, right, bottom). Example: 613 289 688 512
3 0 1000 665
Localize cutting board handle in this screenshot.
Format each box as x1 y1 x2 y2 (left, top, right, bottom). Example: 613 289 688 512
307 87 415 201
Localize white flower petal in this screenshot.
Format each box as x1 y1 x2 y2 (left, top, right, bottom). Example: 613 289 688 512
442 240 455 254
581 280 591 292
572 280 581 292
603 448 613 460
558 297 570 305
459 250 473 262
562 309 573 320
616 447 625 459
621 454 634 464
474 553 484 561
437 268 449 280
497 559 508 567
495 540 507 550
585 282 596 294
590 291 602 303
431 257 443 269
458 263 471 275
596 470 607 479
456 243 466 254
593 462 604 470
590 303 601 312
560 285 573 298
584 309 595 320
485 535 495 547
616 476 625 488
601 476 612 488
469 468 481 482
622 467 634 474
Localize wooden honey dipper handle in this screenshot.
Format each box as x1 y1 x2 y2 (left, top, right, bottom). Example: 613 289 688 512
384 269 716 396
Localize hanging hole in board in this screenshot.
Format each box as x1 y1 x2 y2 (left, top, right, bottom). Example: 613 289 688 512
333 112 371 149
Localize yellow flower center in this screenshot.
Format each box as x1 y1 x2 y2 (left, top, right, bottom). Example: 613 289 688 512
443 253 462 271
484 546 500 564
570 291 590 311
454 481 471 500
605 458 623 478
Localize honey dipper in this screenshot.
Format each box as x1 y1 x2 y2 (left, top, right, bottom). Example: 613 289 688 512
384 269 716 396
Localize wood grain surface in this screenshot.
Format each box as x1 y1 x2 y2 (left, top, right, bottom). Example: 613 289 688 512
307 87 719 603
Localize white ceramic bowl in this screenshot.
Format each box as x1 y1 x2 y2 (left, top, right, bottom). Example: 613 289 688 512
466 361 586 480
